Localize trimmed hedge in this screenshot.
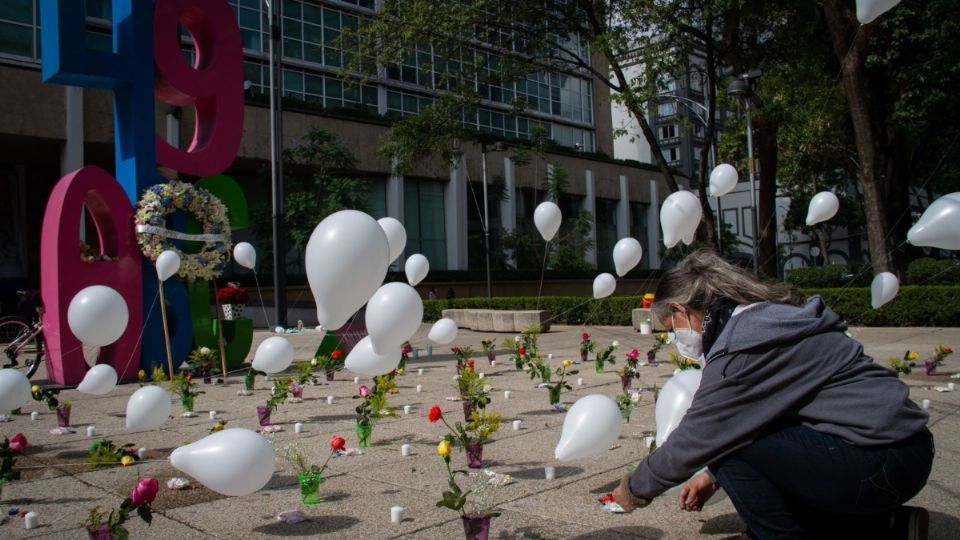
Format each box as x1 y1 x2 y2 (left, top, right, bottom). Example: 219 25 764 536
906 258 960 285
785 263 872 288
425 285 960 327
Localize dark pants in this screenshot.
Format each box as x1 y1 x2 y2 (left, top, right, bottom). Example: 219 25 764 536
709 424 934 539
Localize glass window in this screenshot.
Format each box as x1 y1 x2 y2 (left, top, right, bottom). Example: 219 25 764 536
0 0 35 60
658 102 677 117
405 179 447 270
662 147 680 163
629 203 650 269
660 124 677 139
594 198 618 270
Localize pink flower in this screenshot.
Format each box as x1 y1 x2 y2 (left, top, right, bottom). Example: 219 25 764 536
130 477 159 507
626 348 639 360
8 433 27 453
358 385 371 397
581 332 590 341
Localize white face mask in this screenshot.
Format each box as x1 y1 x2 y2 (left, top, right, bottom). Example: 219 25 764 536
671 311 703 360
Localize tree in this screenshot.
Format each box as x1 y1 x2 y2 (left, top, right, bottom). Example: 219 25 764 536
823 0 960 275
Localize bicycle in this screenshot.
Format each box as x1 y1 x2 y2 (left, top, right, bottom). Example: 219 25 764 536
0 290 44 379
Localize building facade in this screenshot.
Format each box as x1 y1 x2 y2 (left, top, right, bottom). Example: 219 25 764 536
0 0 678 309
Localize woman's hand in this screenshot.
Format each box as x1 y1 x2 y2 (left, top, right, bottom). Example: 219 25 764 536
678 471 718 511
611 474 650 513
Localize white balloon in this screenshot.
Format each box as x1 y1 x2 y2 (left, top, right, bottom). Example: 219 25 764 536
612 238 643 277
77 364 118 396
404 254 430 287
378 217 407 263
306 210 390 330
366 282 423 354
907 195 960 250
428 318 459 344
252 336 294 374
655 370 703 447
660 191 702 248
655 370 728 505
170 428 275 496
125 385 171 431
345 336 402 376
0 369 32 412
871 272 900 309
155 250 181 281
555 395 622 461
856 0 901 24
805 191 840 226
534 201 562 242
593 273 616 299
709 164 738 198
233 242 256 269
67 285 129 347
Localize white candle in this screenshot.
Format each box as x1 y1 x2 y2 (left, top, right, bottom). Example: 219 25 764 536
30 411 38 421
403 405 412 415
137 447 147 460
949 382 956 391
490 360 496 367
416 385 422 393
24 512 38 529
512 420 521 431
577 377 584 386
87 426 97 437
209 410 217 420
478 372 485 379
295 422 304 434
401 444 412 457
503 390 512 399
544 466 556 480
390 506 403 524
354 376 360 384
327 396 335 405
418 368 423 375
922 399 931 410
548 353 553 360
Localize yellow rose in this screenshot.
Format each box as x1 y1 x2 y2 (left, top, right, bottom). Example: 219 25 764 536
31 385 41 394
908 351 919 361
138 369 145 378
562 360 573 368
120 455 135 467
437 439 451 458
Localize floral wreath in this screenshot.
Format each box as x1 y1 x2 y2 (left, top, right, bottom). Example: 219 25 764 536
135 180 232 281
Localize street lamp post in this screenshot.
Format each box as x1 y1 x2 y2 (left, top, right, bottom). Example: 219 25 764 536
481 143 492 298
726 74 760 275
266 0 287 327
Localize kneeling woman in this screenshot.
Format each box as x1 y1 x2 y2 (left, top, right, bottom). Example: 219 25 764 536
612 251 933 540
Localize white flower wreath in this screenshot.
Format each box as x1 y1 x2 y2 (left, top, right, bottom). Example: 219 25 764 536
134 180 233 281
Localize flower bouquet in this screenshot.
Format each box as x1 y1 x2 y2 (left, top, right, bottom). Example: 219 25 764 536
668 352 700 372
217 282 249 320
56 400 73 428
31 384 61 411
888 350 919 377
186 346 218 383
451 345 475 369
169 372 204 415
314 349 344 382
647 332 669 365
579 332 595 363
87 439 140 469
456 361 492 420
527 357 577 410
243 367 265 393
925 344 953 375
1 433 26 497
399 341 413 371
616 390 641 423
480 337 496 364
594 341 618 373
429 405 502 469
353 384 397 447
85 478 157 539
275 435 345 505
258 377 292 426
435 436 503 540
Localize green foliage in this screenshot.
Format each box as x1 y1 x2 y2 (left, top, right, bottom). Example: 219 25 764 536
293 361 318 385
907 258 960 285
785 263 872 288
266 377 292 414
86 439 138 469
169 372 204 400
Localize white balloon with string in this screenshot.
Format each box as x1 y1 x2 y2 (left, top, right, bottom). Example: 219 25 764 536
592 273 616 299
709 164 738 198
534 201 562 241
907 194 960 250
805 192 840 226
856 0 901 24
378 217 407 263
660 191 702 248
405 254 430 286
612 238 642 277
155 250 181 281
233 242 256 269
870 272 899 309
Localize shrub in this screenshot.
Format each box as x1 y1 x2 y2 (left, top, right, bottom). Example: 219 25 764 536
906 258 960 285
785 263 872 288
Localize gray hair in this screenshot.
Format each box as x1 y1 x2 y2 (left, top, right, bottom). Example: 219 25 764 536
650 250 806 319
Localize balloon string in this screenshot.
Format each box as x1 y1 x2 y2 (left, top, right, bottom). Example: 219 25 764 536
535 243 549 312
253 271 272 330
120 290 159 378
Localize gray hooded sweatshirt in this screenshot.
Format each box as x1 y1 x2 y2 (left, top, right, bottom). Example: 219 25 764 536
630 296 929 499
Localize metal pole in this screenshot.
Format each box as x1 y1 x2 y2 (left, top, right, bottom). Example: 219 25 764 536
267 0 287 327
744 99 759 275
481 145 492 298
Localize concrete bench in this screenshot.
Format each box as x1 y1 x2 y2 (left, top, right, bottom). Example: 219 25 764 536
632 308 666 332
441 308 551 333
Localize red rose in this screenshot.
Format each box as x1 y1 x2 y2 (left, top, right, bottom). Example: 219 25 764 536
428 405 442 423
945 346 953 354
130 477 159 507
186 374 193 382
581 332 590 341
330 435 346 451
451 346 461 354
8 433 27 453
518 346 526 355
467 359 475 371
599 493 615 505
331 349 342 360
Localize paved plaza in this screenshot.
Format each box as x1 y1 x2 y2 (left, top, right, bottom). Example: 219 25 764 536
1 324 959 539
